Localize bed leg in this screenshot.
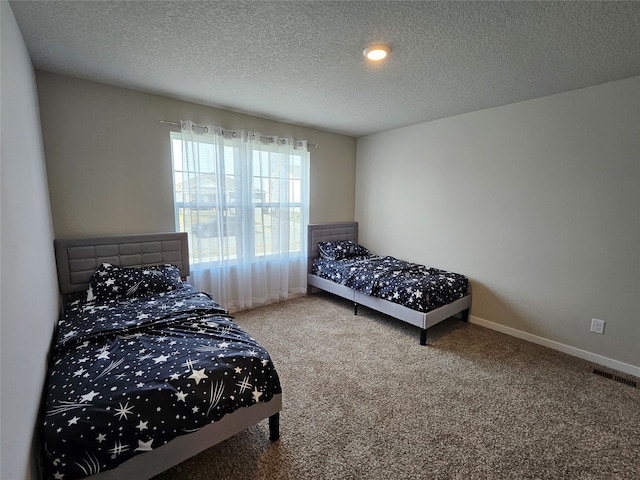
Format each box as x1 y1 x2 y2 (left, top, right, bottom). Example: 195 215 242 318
268 412 280 441
461 308 470 322
354 303 358 315
420 328 427 346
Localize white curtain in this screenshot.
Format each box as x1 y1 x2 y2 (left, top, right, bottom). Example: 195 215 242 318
171 120 309 311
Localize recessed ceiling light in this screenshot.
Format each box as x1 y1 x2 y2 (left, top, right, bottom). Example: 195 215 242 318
363 44 391 61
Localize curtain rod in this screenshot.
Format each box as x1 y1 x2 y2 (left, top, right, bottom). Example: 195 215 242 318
158 119 318 148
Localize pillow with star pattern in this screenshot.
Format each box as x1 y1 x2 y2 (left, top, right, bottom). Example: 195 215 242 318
90 263 183 300
317 240 370 261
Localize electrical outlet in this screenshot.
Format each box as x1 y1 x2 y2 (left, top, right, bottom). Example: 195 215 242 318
590 318 605 334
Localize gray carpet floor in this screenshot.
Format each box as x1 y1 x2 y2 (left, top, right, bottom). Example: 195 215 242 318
154 292 640 480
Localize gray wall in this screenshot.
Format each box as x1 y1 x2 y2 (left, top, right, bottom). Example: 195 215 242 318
356 77 640 373
1 3 60 479
35 72 357 238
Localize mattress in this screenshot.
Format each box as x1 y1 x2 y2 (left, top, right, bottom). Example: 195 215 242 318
311 255 468 313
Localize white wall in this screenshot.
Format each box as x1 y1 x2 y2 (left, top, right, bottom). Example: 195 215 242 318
1 3 60 479
35 72 357 238
356 77 640 374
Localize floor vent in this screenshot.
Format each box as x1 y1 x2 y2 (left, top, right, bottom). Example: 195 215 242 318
593 368 637 388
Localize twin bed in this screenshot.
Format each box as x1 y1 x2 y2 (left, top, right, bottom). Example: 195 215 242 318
42 233 282 480
42 225 470 479
306 222 472 345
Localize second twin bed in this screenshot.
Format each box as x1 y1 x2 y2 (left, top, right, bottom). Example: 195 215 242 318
307 222 472 345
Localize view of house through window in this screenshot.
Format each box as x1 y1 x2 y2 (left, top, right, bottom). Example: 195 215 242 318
170 131 308 265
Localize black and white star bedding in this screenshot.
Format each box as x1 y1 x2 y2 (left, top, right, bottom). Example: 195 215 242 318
311 253 469 313
41 281 281 480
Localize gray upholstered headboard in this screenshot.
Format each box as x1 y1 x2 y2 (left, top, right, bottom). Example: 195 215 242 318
54 232 190 298
307 222 358 272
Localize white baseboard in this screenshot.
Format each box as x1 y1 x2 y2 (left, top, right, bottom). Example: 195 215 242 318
469 315 640 379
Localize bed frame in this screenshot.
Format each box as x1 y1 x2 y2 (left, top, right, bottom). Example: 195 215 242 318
52 232 282 480
306 222 472 345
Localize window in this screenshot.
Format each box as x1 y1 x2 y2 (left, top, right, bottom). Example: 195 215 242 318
170 130 309 266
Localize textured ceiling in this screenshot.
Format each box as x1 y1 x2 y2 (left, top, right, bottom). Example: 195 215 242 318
9 0 640 137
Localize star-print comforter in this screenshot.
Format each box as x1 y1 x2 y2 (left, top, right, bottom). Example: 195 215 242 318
41 284 281 480
311 255 468 312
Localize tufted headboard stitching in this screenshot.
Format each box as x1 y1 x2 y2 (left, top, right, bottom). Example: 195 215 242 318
307 222 358 272
54 232 190 298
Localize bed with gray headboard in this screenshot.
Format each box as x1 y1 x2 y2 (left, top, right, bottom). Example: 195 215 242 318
307 222 472 345
43 232 282 480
